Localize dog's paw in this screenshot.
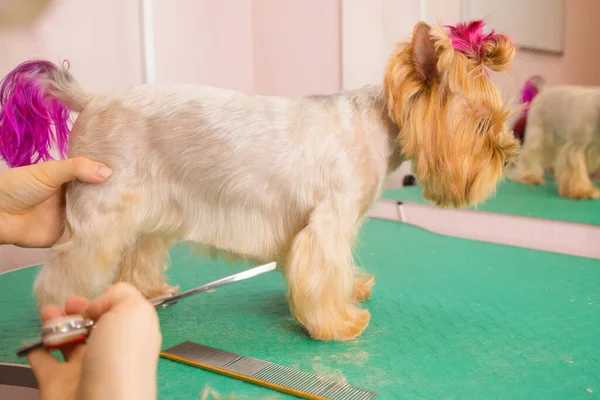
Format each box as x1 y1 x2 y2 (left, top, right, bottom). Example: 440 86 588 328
307 306 371 341
140 283 179 299
511 173 545 185
353 275 375 302
559 185 600 200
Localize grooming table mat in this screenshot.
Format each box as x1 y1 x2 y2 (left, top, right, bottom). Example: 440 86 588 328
383 177 600 225
0 219 599 399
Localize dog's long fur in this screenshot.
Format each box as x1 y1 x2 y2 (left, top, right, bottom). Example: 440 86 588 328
0 21 519 341
510 81 600 199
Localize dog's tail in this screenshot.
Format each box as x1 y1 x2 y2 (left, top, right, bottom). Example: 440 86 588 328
512 75 545 144
520 75 545 112
0 59 93 168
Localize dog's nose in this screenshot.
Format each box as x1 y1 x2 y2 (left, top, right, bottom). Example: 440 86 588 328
403 175 416 187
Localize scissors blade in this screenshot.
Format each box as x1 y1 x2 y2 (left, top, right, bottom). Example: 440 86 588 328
149 261 277 309
16 339 45 358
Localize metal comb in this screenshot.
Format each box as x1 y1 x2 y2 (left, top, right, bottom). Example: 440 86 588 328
161 341 378 400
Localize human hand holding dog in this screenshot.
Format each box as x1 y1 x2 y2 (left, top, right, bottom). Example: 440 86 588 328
27 283 161 400
0 157 112 247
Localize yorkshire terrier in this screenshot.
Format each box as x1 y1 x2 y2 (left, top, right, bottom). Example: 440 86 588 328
510 76 600 199
0 20 518 341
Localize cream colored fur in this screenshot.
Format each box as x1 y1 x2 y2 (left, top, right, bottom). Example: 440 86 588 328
32 21 519 341
510 85 600 199
34 83 400 340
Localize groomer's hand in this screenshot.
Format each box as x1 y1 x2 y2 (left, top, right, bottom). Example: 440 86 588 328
27 296 89 400
0 157 111 247
27 283 161 400
78 283 162 400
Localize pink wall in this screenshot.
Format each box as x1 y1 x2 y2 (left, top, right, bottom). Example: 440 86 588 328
564 0 600 85
0 0 339 97
0 1 599 107
0 0 255 93
543 0 600 86
0 0 142 92
153 0 254 93
251 0 341 96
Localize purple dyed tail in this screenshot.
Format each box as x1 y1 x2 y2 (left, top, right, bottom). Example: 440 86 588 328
0 60 74 168
520 75 545 114
512 75 545 144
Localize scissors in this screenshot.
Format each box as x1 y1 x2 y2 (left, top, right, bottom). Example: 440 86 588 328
16 262 277 357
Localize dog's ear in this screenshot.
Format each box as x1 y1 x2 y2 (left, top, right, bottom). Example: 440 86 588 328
411 22 438 82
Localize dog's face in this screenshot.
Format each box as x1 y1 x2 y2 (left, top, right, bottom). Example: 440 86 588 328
384 20 520 208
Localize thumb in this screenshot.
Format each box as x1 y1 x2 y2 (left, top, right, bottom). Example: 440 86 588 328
31 157 113 188
85 282 146 320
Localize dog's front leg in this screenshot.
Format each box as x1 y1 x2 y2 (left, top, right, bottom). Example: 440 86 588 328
556 144 600 200
509 120 546 185
284 200 370 341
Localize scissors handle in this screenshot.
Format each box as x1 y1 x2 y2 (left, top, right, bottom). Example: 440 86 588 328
16 315 94 357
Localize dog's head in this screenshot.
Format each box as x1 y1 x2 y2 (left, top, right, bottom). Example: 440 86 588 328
384 20 520 208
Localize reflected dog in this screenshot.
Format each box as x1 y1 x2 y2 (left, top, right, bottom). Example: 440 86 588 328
510 77 600 199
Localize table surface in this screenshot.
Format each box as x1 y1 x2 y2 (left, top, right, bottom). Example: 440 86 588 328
384 177 600 226
1 216 599 399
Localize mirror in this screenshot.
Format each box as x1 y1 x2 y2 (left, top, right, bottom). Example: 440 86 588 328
343 0 600 230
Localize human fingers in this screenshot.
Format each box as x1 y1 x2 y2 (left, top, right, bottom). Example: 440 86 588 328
79 284 161 400
27 157 112 189
40 304 63 322
59 296 91 362
85 282 147 320
64 296 90 315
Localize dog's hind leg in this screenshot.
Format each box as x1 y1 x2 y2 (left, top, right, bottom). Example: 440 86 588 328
33 190 139 308
284 199 370 341
114 234 178 299
556 143 600 200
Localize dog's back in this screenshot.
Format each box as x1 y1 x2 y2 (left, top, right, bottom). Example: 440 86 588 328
528 85 600 143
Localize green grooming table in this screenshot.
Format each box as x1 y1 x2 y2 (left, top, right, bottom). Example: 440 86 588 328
384 177 600 225
1 217 599 399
